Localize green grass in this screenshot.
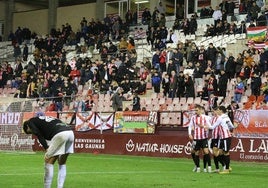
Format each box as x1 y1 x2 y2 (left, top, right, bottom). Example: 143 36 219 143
0 152 268 188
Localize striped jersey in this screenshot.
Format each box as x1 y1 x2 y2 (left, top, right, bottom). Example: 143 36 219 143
188 114 211 140
211 116 220 139
210 114 235 139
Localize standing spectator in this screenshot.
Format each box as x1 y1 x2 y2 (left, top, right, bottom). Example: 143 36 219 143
62 61 72 77
132 92 141 111
207 74 218 97
212 6 222 29
146 27 155 49
181 18 190 35
54 86 63 112
250 72 262 96
22 44 29 61
176 4 184 20
151 71 162 94
162 73 170 97
125 10 133 26
189 15 197 34
249 2 260 22
176 71 185 98
218 70 228 98
159 48 167 72
227 101 240 123
172 48 183 74
225 53 236 79
13 43 21 60
227 1 235 16
14 59 23 78
142 8 151 25
152 49 160 72
206 43 217 66
157 1 166 15
193 62 204 88
259 48 268 75
167 71 177 99
69 66 81 86
0 66 8 88
69 95 86 125
184 73 195 98
200 6 209 19
112 87 124 111
234 76 245 103
235 53 244 77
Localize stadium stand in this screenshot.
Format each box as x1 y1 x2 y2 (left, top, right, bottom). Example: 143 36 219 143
0 1 268 126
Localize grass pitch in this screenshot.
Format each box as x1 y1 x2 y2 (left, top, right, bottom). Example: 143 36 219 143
0 152 267 188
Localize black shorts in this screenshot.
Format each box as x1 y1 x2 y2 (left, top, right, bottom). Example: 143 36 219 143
219 137 232 152
210 138 219 148
194 139 209 151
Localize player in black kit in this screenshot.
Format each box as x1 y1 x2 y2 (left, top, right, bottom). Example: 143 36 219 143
23 116 74 188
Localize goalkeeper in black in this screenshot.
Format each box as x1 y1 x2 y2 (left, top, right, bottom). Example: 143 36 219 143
23 116 74 188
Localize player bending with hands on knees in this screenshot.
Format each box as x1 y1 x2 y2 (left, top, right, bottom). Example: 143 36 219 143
23 116 74 188
206 106 236 174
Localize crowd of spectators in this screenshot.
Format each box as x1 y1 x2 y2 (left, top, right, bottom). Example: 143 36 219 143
0 0 268 112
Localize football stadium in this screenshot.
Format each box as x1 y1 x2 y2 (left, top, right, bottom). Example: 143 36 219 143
0 0 268 187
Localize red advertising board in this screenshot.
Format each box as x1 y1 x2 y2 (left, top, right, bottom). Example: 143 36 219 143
32 131 268 162
234 110 268 138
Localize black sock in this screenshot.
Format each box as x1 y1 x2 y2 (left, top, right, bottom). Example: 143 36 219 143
191 153 195 163
203 154 207 169
195 155 200 168
214 156 219 169
219 155 225 167
224 155 230 169
206 154 211 166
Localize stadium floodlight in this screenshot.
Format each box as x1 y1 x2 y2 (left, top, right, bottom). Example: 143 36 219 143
135 0 149 4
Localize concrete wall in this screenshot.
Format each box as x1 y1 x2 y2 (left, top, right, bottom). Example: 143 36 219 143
13 9 48 36
0 2 5 20
57 3 96 33
12 3 96 36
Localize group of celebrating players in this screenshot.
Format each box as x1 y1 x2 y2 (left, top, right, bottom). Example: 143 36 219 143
188 104 236 174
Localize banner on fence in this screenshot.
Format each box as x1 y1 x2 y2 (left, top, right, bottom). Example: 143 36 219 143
113 111 157 134
234 110 268 138
95 113 114 132
75 112 95 131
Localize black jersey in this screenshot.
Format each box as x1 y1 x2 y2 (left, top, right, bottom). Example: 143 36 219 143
27 116 72 149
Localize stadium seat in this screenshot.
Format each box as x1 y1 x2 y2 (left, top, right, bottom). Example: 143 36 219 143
186 97 194 104
159 103 168 111
173 104 181 111
167 104 175 111
158 98 165 105
194 97 201 104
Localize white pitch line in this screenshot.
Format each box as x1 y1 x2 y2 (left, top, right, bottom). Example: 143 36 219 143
0 171 179 176
1 170 268 176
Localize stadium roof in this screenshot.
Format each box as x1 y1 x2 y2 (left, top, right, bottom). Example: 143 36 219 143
12 0 98 8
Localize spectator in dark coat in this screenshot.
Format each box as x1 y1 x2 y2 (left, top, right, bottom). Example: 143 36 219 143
225 54 236 79
23 44 29 61
250 72 262 96
206 43 217 65
184 73 195 98
218 70 228 98
13 43 21 60
132 93 141 111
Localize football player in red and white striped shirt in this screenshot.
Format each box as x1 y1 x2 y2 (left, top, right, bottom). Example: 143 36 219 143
188 105 212 173
210 107 224 172
209 106 236 174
